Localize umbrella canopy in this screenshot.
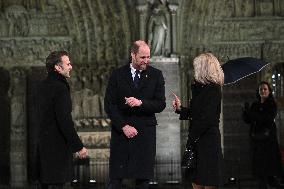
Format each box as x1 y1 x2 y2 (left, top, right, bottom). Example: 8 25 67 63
221 57 269 85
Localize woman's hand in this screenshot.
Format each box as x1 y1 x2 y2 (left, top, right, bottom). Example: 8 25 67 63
172 92 181 111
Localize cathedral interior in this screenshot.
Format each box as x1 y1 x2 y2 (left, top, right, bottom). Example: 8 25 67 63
0 0 284 188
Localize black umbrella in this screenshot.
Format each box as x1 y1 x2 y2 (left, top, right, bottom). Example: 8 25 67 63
221 57 269 85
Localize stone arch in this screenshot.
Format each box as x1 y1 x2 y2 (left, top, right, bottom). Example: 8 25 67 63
59 0 133 66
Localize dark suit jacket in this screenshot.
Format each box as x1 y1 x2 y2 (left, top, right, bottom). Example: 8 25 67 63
104 64 166 179
37 72 83 183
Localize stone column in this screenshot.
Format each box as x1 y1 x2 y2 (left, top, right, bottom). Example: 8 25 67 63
151 57 181 183
9 67 27 187
255 0 261 16
273 0 280 16
0 67 10 184
168 4 178 56
136 5 148 40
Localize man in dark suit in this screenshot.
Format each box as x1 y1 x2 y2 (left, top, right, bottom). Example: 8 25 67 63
37 51 88 189
104 40 166 189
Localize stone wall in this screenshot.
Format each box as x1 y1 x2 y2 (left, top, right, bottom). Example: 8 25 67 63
179 0 284 182
0 0 284 186
0 0 133 184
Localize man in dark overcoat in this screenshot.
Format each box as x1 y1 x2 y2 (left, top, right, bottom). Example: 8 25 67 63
104 40 166 189
37 51 88 189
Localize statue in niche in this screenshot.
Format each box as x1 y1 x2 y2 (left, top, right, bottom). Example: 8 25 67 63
10 70 25 134
5 5 29 37
147 1 169 56
90 70 101 118
259 0 274 16
70 73 83 119
99 67 109 118
0 13 8 36
81 71 94 118
87 135 93 147
234 0 254 17
24 0 48 11
91 70 101 94
99 66 113 127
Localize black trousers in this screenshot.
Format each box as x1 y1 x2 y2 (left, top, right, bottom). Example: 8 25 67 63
40 183 64 189
107 179 149 189
256 176 276 189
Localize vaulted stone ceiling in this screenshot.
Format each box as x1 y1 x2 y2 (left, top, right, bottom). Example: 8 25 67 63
58 0 134 65
178 0 284 96
179 0 284 62
1 1 284 185
0 0 283 67
0 0 138 67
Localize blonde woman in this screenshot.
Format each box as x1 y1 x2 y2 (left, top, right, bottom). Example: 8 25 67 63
173 53 224 189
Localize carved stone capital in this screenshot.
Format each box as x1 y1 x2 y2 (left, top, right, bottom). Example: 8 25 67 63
168 4 179 13
136 5 148 13
9 67 28 77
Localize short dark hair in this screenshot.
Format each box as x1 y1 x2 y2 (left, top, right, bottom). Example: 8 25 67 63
45 51 69 73
130 40 149 54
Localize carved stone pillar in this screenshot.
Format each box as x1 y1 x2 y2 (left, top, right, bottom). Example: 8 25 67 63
168 4 178 56
151 57 181 183
136 5 148 40
255 0 260 16
9 67 27 187
273 0 281 16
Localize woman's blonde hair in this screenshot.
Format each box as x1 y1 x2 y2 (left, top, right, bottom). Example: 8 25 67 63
193 52 224 85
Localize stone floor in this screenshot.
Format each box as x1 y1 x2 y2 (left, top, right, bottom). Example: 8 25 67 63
1 184 283 189
1 178 283 189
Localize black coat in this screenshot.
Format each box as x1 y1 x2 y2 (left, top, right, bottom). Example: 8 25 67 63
37 72 83 183
243 98 282 177
178 82 223 186
104 64 166 179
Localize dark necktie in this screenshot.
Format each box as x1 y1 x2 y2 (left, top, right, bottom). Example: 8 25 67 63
133 70 140 88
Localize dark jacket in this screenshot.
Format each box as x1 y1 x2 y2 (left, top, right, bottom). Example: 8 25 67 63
179 82 221 142
178 82 223 186
243 98 282 177
37 72 83 183
104 64 166 179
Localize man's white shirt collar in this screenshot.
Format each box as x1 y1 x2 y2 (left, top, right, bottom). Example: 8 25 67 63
130 64 141 80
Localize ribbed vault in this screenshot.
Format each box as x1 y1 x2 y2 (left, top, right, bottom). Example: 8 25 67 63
59 0 134 66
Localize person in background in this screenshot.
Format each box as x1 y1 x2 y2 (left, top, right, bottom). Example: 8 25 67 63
243 81 283 189
173 52 224 189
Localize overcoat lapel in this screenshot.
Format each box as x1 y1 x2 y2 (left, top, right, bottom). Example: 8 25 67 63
137 69 149 91
121 64 150 91
122 64 135 89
